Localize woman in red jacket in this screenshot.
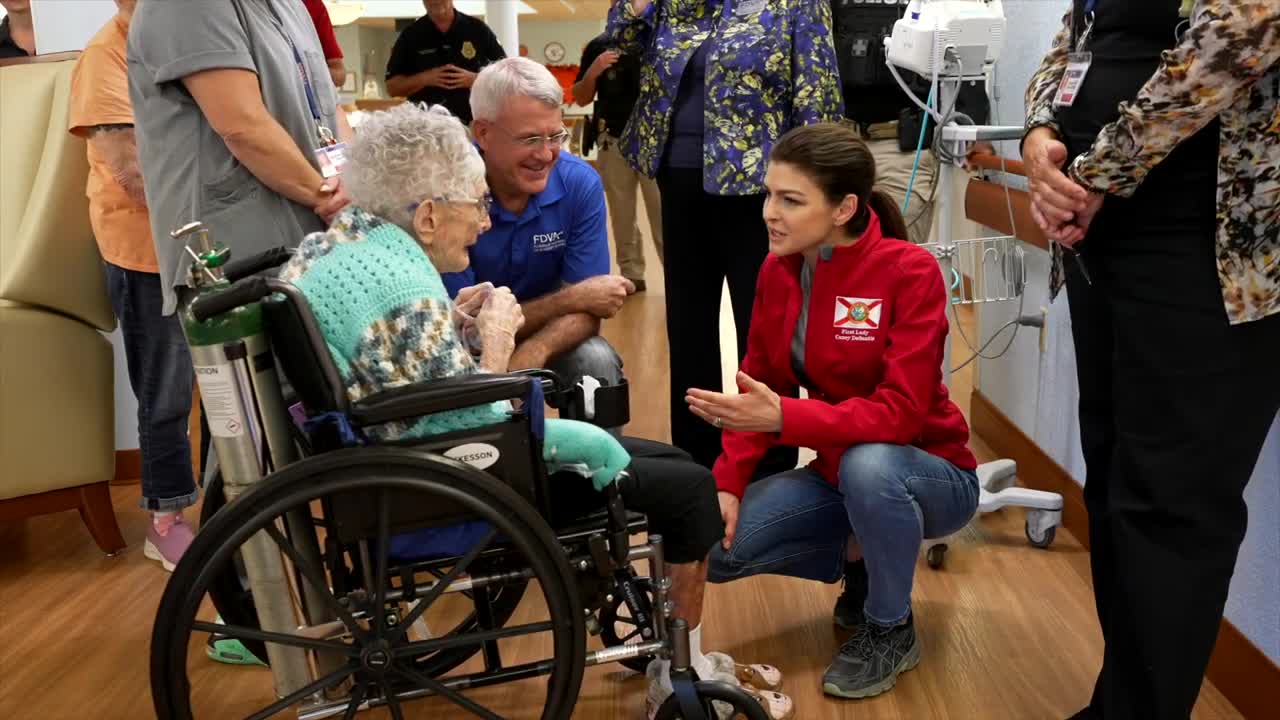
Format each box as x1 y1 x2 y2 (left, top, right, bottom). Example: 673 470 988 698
686 123 979 700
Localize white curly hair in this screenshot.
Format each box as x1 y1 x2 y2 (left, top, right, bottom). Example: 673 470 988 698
342 103 486 231
470 56 564 122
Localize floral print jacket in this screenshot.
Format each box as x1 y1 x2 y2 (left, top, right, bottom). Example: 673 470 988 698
1025 1 1280 325
607 0 844 195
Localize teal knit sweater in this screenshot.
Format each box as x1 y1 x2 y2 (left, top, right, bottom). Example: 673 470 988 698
281 206 507 440
280 206 629 489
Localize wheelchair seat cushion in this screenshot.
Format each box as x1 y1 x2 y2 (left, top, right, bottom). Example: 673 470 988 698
389 519 497 561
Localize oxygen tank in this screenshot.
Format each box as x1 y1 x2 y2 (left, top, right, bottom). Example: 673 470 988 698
169 222 319 696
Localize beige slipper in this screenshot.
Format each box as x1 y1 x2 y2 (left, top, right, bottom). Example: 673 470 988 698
734 662 783 692
741 686 796 720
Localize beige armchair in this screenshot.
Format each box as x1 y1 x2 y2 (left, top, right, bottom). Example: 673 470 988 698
0 55 124 554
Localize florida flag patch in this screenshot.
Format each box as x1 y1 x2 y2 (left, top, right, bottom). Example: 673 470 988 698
834 297 883 329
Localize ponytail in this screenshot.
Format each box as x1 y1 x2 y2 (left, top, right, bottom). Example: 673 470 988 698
869 188 910 242
771 124 913 243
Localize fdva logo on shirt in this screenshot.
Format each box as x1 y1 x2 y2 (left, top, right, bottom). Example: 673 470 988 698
833 297 882 342
532 230 566 252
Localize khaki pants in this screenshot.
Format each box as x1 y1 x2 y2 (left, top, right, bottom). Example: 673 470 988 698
868 137 938 246
597 135 663 282
841 119 939 245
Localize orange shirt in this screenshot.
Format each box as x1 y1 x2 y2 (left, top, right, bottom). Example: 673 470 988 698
68 14 157 273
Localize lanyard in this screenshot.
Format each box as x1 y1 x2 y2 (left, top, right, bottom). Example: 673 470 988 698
1073 0 1098 53
268 2 334 145
287 36 334 144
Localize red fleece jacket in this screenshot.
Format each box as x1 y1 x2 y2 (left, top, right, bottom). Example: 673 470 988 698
714 213 977 498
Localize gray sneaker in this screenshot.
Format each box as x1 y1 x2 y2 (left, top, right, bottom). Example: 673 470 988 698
822 615 920 699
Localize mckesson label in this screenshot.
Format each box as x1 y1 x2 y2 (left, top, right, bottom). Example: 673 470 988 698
444 442 501 470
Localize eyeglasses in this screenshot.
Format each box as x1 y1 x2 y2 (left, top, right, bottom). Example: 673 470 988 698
495 125 570 150
406 194 492 218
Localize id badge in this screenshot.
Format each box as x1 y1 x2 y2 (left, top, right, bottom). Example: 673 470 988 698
736 0 766 16
1053 52 1093 108
314 142 347 179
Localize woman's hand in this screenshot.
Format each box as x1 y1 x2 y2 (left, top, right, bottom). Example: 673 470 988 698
686 371 783 433
475 287 524 347
453 282 493 326
474 288 521 374
717 491 740 551
1024 127 1087 235
452 282 493 351
1048 192 1105 248
314 177 351 224
630 0 653 14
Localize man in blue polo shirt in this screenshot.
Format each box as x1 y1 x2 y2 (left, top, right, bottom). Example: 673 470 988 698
443 57 634 398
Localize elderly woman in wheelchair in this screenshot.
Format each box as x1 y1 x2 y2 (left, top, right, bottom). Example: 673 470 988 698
155 102 790 720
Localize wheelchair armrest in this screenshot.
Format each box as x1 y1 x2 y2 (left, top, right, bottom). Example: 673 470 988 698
349 374 532 427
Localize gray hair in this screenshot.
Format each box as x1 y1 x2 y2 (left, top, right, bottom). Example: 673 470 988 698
469 56 564 122
342 103 486 231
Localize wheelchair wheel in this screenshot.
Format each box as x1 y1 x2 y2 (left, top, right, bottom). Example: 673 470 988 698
598 576 657 673
202 469 531 678
652 680 770 720
155 447 585 720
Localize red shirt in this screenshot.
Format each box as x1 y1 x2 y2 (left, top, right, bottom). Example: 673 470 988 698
302 0 343 60
714 213 978 498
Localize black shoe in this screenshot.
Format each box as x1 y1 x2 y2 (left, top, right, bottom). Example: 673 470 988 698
823 614 920 699
833 560 868 630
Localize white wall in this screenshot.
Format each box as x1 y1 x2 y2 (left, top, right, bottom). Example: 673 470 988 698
334 23 400 99
520 19 605 65
110 329 139 450
974 0 1280 664
29 0 116 54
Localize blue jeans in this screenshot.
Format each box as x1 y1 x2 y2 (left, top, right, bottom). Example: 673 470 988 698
708 443 979 625
105 263 198 512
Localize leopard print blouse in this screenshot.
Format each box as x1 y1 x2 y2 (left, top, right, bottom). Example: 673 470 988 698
1026 1 1280 325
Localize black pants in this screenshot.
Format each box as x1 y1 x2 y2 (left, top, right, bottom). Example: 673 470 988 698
1065 143 1280 718
548 437 724 564
656 166 798 476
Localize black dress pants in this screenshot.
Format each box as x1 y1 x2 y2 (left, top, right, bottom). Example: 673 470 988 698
656 167 797 476
1064 136 1280 718
546 437 724 564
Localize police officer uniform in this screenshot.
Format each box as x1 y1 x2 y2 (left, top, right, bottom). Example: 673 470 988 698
384 9 505 124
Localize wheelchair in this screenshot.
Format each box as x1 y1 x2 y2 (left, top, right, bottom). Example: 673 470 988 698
152 224 765 720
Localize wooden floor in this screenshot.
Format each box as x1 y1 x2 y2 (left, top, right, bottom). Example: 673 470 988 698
0 228 1243 720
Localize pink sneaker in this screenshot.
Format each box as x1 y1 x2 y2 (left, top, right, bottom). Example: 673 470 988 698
143 515 194 571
